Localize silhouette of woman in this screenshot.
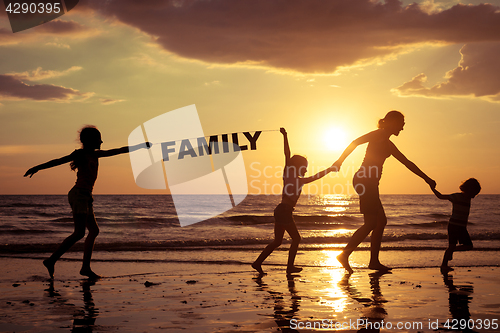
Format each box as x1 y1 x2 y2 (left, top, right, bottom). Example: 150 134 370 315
24 126 151 279
333 111 435 273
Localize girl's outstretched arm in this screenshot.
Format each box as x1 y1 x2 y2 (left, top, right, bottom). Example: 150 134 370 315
390 142 436 188
24 153 74 178
280 128 291 165
97 142 152 158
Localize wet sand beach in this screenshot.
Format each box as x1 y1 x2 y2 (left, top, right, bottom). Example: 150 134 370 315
1 255 499 332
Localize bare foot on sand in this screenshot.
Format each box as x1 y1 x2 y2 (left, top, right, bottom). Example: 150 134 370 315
251 262 266 275
80 268 101 280
43 259 54 279
337 253 353 274
286 266 302 274
368 262 391 271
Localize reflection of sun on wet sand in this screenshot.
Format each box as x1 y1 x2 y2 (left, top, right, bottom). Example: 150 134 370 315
1 257 499 332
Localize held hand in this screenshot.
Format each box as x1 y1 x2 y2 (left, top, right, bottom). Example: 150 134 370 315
280 127 287 135
145 142 153 148
426 178 436 189
24 167 38 178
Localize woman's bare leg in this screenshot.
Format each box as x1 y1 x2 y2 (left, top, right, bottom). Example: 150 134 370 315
337 213 378 274
368 209 390 270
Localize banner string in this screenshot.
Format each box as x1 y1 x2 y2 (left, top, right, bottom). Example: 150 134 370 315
149 129 280 145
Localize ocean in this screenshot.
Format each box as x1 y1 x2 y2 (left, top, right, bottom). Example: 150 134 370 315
1 194 499 269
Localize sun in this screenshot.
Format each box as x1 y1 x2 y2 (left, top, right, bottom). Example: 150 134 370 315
324 128 348 151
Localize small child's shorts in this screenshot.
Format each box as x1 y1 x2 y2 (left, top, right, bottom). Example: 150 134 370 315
448 223 472 246
68 186 94 215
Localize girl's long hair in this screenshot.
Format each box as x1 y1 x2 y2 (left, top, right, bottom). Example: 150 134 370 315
70 125 100 171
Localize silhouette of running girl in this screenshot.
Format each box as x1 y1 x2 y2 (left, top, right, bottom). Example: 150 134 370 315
333 111 436 273
252 128 337 275
24 126 151 279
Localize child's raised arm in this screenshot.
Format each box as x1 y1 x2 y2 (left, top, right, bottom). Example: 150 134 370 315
280 128 291 165
24 153 74 178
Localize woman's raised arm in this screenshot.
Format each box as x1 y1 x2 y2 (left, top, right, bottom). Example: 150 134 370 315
333 130 376 169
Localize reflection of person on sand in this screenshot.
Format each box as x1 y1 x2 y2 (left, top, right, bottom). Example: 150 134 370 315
442 272 474 327
334 111 436 274
431 178 481 272
73 280 99 332
24 126 151 279
339 271 389 332
46 279 99 332
253 275 301 332
252 128 338 275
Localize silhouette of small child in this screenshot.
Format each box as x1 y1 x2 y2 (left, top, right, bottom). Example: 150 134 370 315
252 128 337 275
24 126 151 279
431 178 481 272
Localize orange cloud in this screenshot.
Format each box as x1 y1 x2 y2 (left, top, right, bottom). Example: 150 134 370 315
0 74 93 102
0 19 97 45
8 66 83 81
31 18 87 34
392 43 500 102
99 98 125 105
82 0 500 74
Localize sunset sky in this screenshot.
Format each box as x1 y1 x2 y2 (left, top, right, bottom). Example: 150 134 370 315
1 0 499 195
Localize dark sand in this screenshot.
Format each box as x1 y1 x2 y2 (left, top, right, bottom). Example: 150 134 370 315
1 256 499 332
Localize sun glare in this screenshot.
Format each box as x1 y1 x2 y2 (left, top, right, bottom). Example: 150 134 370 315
324 128 348 151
